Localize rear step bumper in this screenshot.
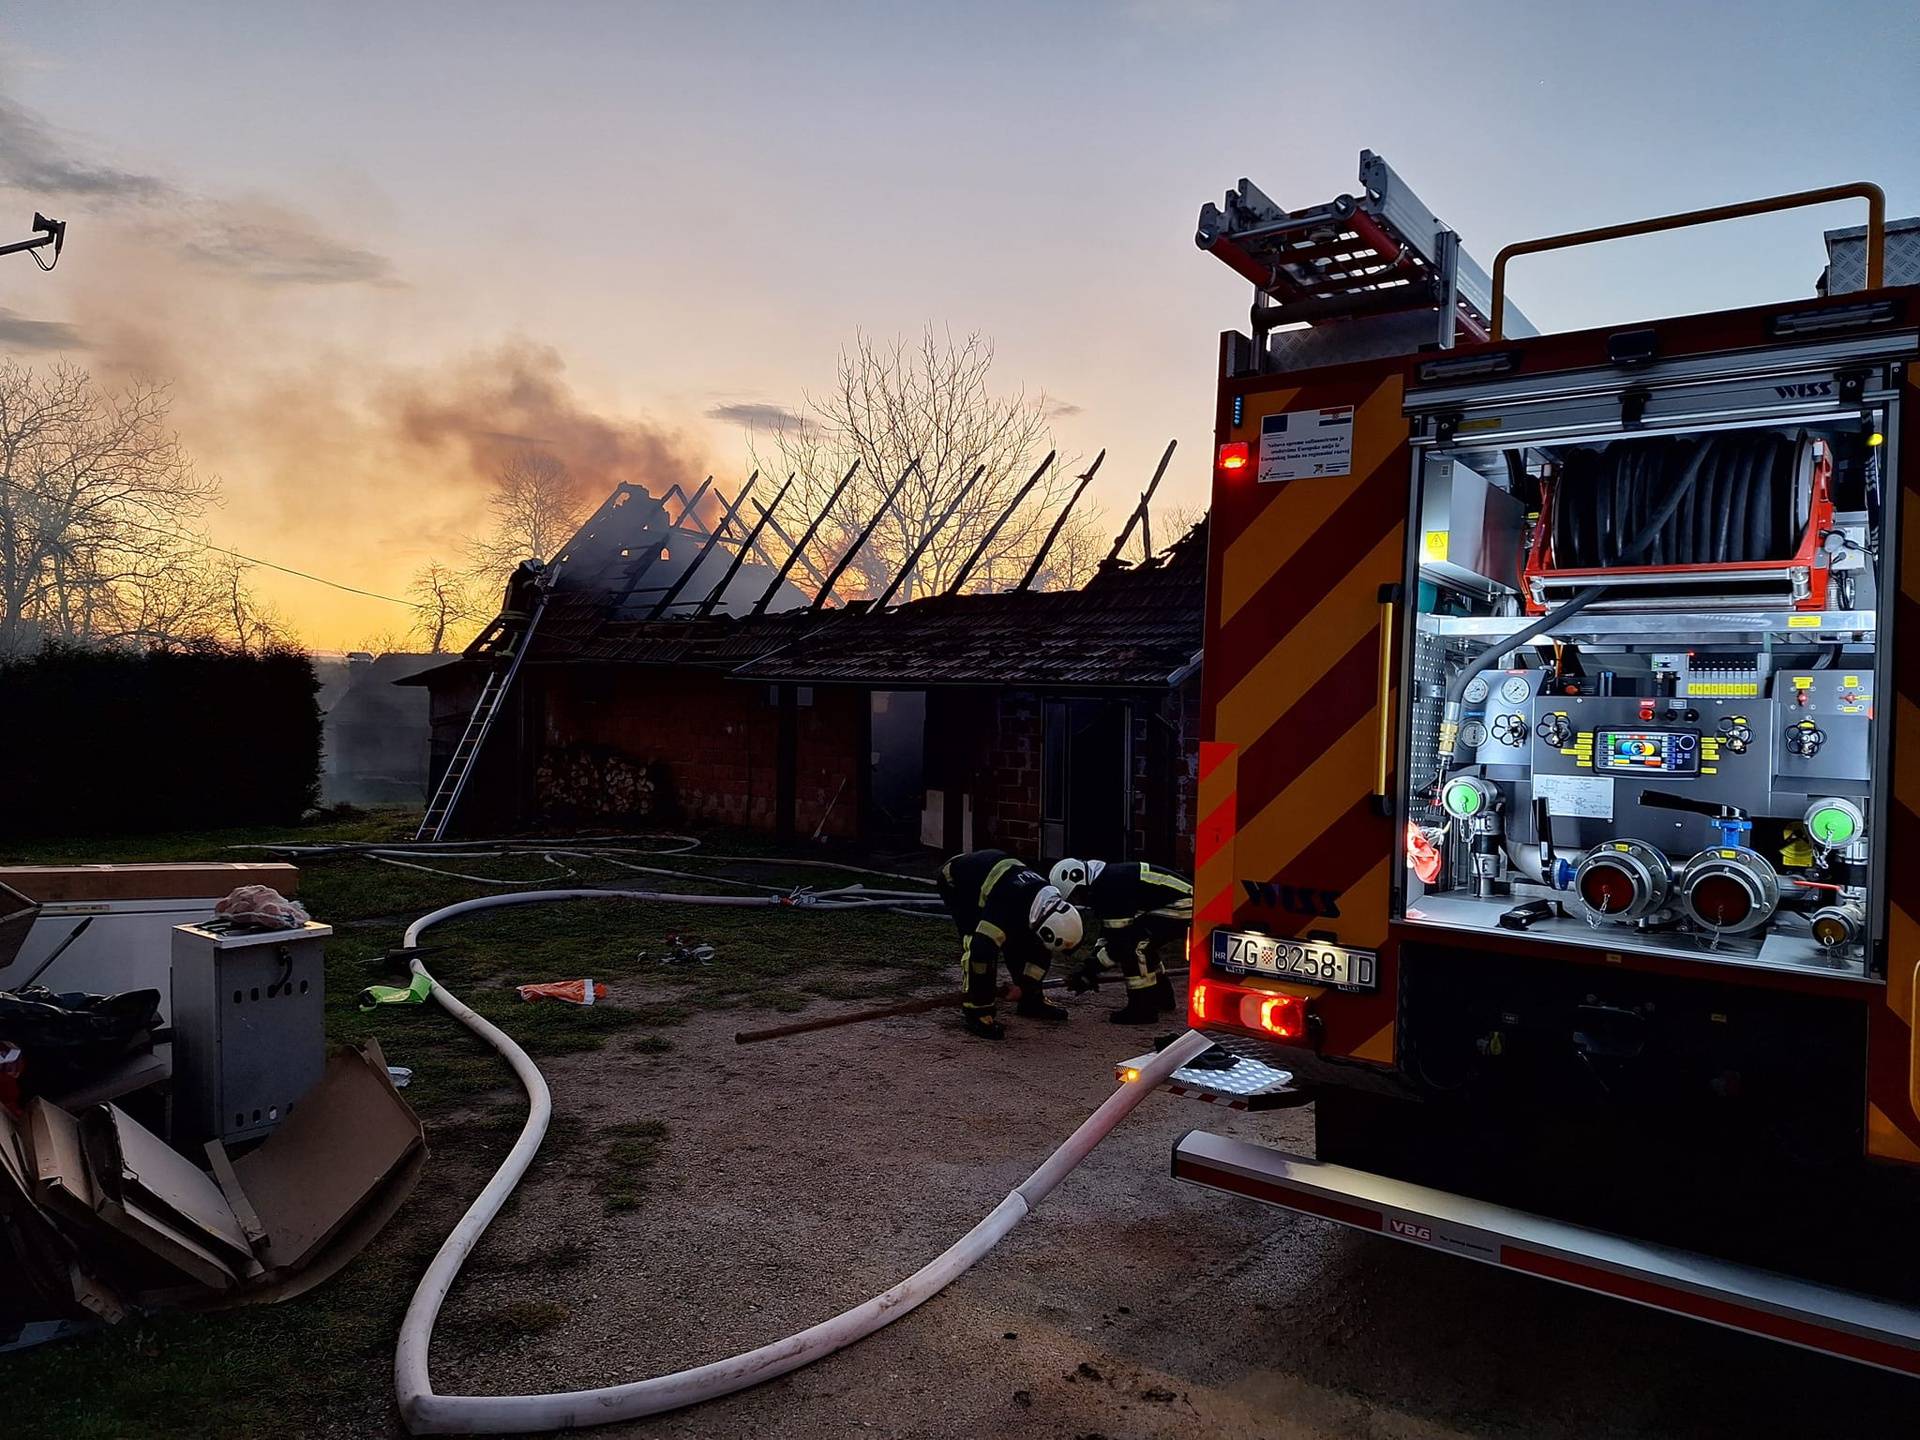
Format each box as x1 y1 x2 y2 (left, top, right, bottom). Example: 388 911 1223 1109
1174 1131 1920 1377
1116 1045 1311 1111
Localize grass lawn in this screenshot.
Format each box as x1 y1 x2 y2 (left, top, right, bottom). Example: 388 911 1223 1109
2 809 952 1440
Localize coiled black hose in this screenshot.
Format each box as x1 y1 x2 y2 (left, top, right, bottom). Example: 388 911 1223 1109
1550 432 1800 570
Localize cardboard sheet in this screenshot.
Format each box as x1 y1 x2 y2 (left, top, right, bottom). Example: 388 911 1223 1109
0 1101 34 1195
87 1194 238 1291
0 1107 85 1322
232 1039 424 1272
88 1103 252 1262
26 1099 100 1224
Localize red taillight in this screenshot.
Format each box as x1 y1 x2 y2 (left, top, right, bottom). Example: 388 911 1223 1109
1256 994 1306 1040
1191 978 1308 1042
1217 441 1250 474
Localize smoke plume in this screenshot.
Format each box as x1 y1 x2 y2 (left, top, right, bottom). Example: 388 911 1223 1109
0 84 706 647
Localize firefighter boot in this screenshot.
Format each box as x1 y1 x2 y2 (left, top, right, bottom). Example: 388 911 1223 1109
963 1011 1006 1040
1015 991 1070 1024
1153 972 1178 1014
1110 985 1162 1025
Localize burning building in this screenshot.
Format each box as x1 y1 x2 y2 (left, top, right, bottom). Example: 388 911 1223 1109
400 457 1204 866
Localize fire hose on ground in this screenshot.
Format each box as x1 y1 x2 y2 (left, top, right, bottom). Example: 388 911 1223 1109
389 888 1210 1435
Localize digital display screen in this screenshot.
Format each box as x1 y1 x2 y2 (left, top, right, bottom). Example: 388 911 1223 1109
1595 728 1699 775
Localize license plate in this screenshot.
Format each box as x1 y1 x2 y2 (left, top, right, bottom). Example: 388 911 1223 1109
1211 929 1378 992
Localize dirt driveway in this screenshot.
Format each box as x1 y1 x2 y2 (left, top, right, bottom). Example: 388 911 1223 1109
425 984 1916 1440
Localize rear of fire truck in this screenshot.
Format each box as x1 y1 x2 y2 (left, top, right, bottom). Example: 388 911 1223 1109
1142 152 1920 1371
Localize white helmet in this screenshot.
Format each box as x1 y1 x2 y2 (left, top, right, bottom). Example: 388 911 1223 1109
1029 887 1084 951
1047 857 1104 900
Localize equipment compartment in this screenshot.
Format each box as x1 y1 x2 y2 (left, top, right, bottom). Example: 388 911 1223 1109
1395 357 1897 982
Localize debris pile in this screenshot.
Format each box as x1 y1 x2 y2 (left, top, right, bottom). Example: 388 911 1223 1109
0 873 422 1348
1 1041 423 1336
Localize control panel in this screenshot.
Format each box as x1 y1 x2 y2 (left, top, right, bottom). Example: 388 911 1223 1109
1773 668 1875 787
1595 728 1700 776
1449 666 1873 880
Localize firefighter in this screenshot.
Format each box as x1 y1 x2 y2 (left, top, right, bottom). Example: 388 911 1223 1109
496 558 547 653
1049 858 1191 1024
938 849 1084 1040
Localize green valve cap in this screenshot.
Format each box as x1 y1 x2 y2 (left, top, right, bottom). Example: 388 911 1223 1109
1445 782 1482 816
1810 806 1857 846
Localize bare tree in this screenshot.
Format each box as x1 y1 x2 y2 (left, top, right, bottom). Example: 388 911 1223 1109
211 556 290 653
1028 502 1111 591
0 361 220 654
1157 500 1207 543
354 626 409 655
407 561 478 653
747 329 1099 602
465 451 585 580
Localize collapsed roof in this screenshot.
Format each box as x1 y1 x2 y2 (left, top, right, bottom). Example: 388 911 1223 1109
404 450 1205 691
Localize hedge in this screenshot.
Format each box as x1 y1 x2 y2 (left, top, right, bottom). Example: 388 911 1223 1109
0 642 322 837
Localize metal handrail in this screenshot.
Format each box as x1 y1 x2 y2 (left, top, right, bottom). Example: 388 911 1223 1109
1372 586 1397 807
1490 182 1887 340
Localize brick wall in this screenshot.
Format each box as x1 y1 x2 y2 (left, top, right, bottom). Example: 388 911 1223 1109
793 688 865 838
923 682 1199 867
978 690 1043 855
427 660 1199 857
534 665 863 837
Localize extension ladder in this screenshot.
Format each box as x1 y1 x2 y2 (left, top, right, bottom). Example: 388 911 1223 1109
414 589 549 842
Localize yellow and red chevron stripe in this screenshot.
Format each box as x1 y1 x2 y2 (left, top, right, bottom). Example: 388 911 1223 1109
1869 358 1920 1161
1197 365 1409 1064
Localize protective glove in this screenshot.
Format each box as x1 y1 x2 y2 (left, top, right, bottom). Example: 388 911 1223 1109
1064 957 1104 994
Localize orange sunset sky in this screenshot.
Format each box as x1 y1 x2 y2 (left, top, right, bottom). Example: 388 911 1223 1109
2 2 1914 649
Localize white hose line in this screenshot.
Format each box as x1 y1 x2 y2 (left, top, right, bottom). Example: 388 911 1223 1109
546 852 789 892
691 852 937 887
391 888 1208 1435
368 853 580 886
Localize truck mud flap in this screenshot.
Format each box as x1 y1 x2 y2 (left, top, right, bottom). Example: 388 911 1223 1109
1173 1130 1920 1376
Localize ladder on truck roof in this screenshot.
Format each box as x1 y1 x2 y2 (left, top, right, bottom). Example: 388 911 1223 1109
1197 150 1536 372
414 582 552 843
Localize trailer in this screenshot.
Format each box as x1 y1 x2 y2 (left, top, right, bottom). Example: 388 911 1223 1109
1130 153 1920 1373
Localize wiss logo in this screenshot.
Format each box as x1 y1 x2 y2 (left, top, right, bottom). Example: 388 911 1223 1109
1774 381 1834 399
1241 880 1341 918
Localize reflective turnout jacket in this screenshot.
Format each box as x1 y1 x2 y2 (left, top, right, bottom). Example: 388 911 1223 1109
941 849 1053 986
1083 861 1194 933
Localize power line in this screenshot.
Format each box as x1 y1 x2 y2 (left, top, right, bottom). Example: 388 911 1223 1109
0 474 428 610
174 532 427 610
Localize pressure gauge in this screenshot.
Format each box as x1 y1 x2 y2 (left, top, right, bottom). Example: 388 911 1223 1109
1463 675 1491 704
1499 675 1532 705
1459 720 1488 749
1804 797 1865 850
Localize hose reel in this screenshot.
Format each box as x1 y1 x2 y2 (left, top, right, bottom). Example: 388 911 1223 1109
1546 431 1818 570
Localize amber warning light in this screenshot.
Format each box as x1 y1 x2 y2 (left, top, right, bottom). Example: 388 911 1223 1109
1217 441 1250 475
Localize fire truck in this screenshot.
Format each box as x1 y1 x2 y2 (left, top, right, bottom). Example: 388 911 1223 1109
1133 152 1920 1371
